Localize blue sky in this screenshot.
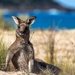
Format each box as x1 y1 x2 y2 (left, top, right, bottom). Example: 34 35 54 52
54 0 75 9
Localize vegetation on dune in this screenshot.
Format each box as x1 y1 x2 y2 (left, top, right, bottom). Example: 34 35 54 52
0 37 7 69
0 0 73 11
0 0 58 7
0 13 13 31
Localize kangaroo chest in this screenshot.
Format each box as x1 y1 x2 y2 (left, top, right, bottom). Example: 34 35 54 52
12 41 34 70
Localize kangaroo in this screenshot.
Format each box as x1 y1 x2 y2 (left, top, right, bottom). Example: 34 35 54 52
4 16 36 71
4 16 61 75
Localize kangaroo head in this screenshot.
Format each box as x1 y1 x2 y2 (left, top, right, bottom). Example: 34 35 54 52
12 16 36 38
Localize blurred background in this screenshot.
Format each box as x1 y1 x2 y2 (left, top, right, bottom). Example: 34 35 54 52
0 0 75 30
0 0 75 75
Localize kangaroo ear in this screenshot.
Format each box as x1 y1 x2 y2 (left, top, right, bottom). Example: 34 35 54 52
26 16 36 25
12 16 21 25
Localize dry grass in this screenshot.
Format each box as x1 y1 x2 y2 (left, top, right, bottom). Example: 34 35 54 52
0 29 75 75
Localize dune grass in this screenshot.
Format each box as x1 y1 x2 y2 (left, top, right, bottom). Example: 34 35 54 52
0 37 7 69
0 30 74 75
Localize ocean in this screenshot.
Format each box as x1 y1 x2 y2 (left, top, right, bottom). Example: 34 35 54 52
2 10 75 30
